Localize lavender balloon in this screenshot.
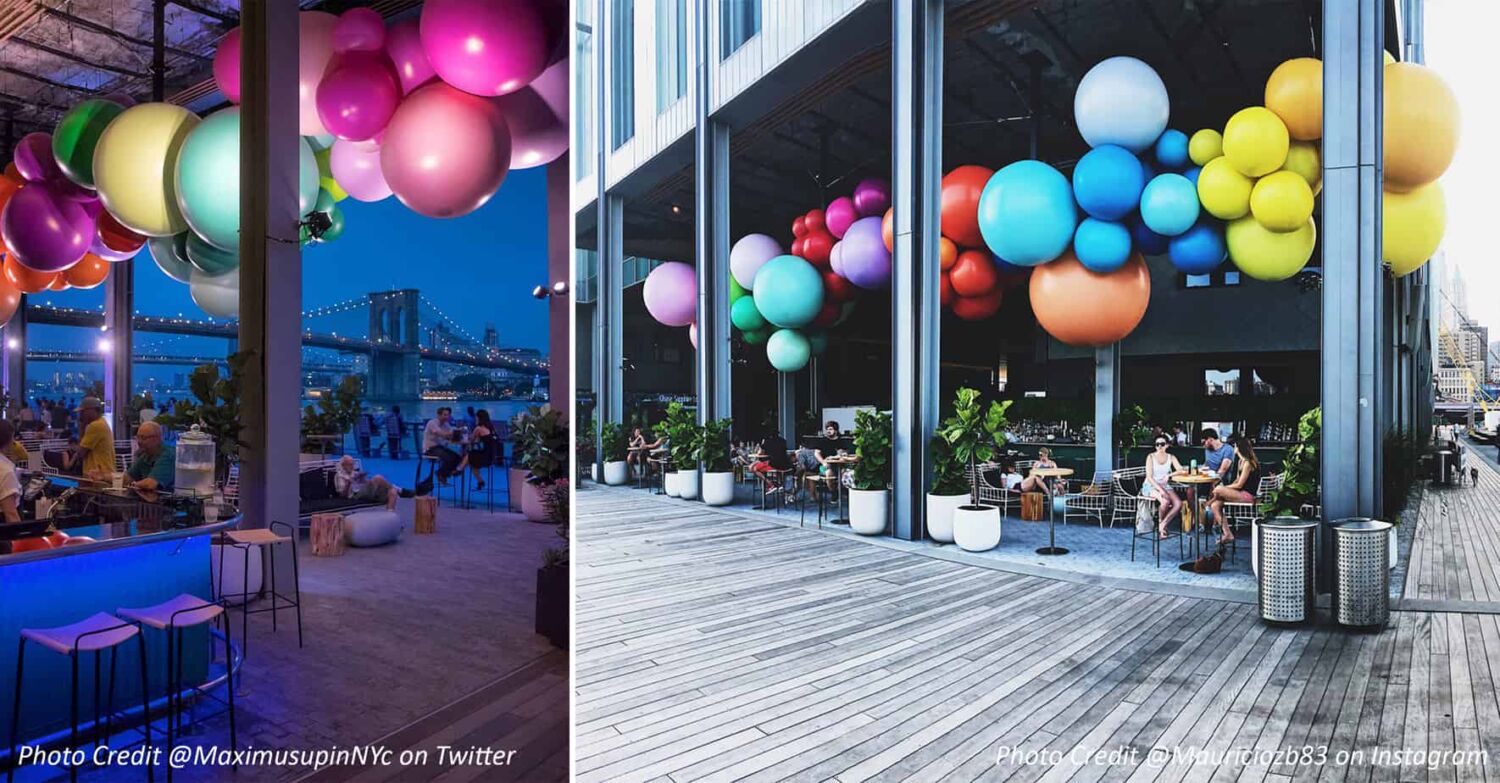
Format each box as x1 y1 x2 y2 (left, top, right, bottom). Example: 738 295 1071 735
829 240 845 277
852 177 891 217
642 261 697 327
317 50 403 141
839 216 891 290
825 196 857 239
493 60 567 169
329 139 392 202
334 7 387 52
0 182 96 272
13 133 62 183
385 19 436 94
729 233 782 289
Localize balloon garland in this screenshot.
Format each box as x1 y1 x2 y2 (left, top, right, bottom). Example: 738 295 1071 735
0 2 567 327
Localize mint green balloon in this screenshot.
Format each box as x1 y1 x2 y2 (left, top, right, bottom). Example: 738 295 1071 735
174 107 242 251
148 233 194 284
298 136 319 217
730 295 765 332
314 188 336 215
322 205 345 242
766 329 811 372
742 329 769 346
186 230 239 276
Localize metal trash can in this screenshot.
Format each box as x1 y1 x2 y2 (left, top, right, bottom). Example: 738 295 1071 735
1330 518 1392 630
1435 450 1455 485
1256 518 1318 625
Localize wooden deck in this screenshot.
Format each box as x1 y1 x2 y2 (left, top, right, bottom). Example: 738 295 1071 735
1403 444 1500 609
577 485 1500 782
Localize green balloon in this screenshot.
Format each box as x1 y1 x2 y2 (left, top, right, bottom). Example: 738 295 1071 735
729 275 747 303
730 295 766 332
174 107 242 251
304 133 335 153
808 330 828 355
299 223 314 246
321 206 345 242
186 230 239 276
53 99 125 188
314 188 336 215
742 329 769 346
147 233 194 284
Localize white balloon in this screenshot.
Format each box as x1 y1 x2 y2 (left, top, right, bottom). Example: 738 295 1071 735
729 234 783 290
190 265 240 318
1074 56 1170 153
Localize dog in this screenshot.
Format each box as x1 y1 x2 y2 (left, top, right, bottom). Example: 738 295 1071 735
1471 466 1480 487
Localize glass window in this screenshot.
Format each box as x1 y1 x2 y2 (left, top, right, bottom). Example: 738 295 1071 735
575 2 595 180
610 0 635 150
656 0 687 112
1185 274 1211 288
1204 368 1241 396
721 0 760 59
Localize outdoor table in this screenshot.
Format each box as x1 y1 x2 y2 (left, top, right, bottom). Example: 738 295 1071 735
650 449 670 495
1171 471 1219 567
628 446 653 489
823 455 858 525
1033 467 1074 555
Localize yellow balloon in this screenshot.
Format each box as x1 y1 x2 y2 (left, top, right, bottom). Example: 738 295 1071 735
1264 58 1323 141
1383 182 1445 277
1223 107 1289 178
1280 141 1322 196
1383 50 1396 65
92 102 200 237
1197 157 1254 220
1250 171 1314 233
1227 216 1317 281
1384 63 1460 191
1188 129 1223 166
313 148 348 202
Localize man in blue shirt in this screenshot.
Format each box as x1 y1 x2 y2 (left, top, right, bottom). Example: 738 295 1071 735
1200 428 1236 478
127 421 176 493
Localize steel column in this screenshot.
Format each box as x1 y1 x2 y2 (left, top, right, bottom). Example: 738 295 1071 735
2 298 25 407
693 86 732 427
890 0 943 541
547 156 569 417
593 0 621 477
1403 0 1434 439
1095 344 1120 472
777 372 796 443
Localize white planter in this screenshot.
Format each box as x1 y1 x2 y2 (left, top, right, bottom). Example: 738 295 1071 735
925 493 969 543
211 543 264 606
591 463 599 482
664 471 681 497
848 489 888 536
603 460 628 486
702 472 735 506
953 505 1002 552
521 481 549 521
1389 527 1398 571
678 469 700 500
508 467 527 511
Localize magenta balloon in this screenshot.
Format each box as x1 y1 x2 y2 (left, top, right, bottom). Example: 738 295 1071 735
299 11 339 136
419 0 564 96
825 196 857 239
852 178 891 217
493 61 567 169
334 7 387 53
380 81 512 218
329 139 392 202
839 216 892 290
316 50 403 141
0 183 95 272
213 28 242 103
729 233 783 289
642 261 697 327
384 18 436 95
13 133 61 183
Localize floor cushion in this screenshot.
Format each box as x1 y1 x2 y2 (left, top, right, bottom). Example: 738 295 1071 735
344 509 403 547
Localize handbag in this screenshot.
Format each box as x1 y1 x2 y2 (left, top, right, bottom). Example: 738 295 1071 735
1134 498 1155 534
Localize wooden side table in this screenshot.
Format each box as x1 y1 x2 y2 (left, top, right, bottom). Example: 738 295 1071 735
414 496 439 534
310 513 347 557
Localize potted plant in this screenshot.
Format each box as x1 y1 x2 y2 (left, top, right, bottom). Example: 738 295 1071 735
1256 406 1320 573
659 402 697 498
299 374 364 456
154 352 249 484
534 516 568 648
507 410 532 511
940 387 1011 551
667 404 703 499
600 421 629 485
518 404 569 522
580 415 599 482
698 418 735 505
925 435 968 543
848 408 892 535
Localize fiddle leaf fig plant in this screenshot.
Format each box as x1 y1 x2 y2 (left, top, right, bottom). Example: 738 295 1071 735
936 387 1011 503
599 420 628 462
851 408 892 491
697 418 734 473
662 402 701 472
1261 406 1320 518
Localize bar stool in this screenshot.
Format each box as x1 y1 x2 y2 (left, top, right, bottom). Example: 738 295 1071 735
116 595 235 783
800 474 836 528
214 521 304 654
9 614 152 783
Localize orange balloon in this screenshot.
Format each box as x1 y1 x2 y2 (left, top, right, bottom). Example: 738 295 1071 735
1264 58 1323 141
881 207 893 252
0 177 19 255
1384 63 1460 191
938 237 957 270
62 536 97 546
47 276 71 292
0 270 20 328
2 163 21 185
3 257 60 294
47 531 69 548
9 537 54 554
950 249 999 297
940 165 993 247
1029 250 1151 347
64 253 111 289
952 288 1002 321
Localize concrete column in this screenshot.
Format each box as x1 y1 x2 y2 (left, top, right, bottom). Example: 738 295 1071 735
1094 344 1120 472
593 194 624 472
777 372 795 443
1321 0 1384 525
238 0 302 532
547 155 569 417
2 298 25 405
890 0 943 541
694 120 732 427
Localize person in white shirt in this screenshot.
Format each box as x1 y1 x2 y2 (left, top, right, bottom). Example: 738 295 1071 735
422 407 461 485
334 456 398 510
0 422 23 522
1171 424 1188 446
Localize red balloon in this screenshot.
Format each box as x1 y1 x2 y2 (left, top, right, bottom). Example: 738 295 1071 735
791 237 805 257
801 232 833 266
792 216 807 238
952 288 1003 321
881 207 893 252
2 164 21 185
949 250 999 297
941 165 994 247
96 211 146 255
3 257 59 294
939 237 957 271
804 209 826 234
0 270 19 328
813 301 839 327
822 271 854 302
1030 250 1151 346
63 253 110 289
46 531 69 548
8 537 53 553
940 273 954 307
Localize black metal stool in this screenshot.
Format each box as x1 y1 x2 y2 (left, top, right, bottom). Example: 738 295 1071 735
214 521 304 655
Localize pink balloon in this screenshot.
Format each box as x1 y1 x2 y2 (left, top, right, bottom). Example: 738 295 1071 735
689 322 698 349
384 18 436 95
13 133 61 183
419 0 564 96
642 262 697 327
1 182 96 272
380 81 512 218
329 139 392 202
493 60 567 169
316 50 402 141
298 11 339 137
825 196 857 239
213 28 242 103
334 7 386 53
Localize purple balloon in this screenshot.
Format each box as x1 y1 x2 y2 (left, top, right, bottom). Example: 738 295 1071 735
0 182 96 272
825 196 857 239
334 7 387 53
13 133 61 183
852 177 891 217
493 60 567 169
729 233 783 289
829 240 845 276
385 18 436 95
329 139 392 202
317 50 403 141
839 216 891 290
642 261 697 327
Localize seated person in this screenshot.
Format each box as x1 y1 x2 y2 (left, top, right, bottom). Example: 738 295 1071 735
751 433 793 494
625 427 647 473
1018 447 1061 494
1200 428 1236 479
2 435 28 469
995 461 1023 492
823 421 841 439
334 455 399 510
42 435 85 476
422 407 460 485
125 421 176 494
0 422 21 522
1143 436 1185 539
1207 438 1260 544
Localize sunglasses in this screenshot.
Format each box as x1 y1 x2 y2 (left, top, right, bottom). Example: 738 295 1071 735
1154 442 1169 447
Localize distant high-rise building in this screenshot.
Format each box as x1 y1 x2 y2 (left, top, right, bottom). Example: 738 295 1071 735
483 324 499 347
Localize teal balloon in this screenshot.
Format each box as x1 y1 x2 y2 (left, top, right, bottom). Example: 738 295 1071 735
174 107 242 251
766 329 811 373
742 329 769 346
298 136 319 217
834 301 856 326
751 255 824 329
186 230 239 276
304 133 335 152
321 206 345 242
147 233 194 284
730 295 766 332
314 188 337 215
808 330 828 355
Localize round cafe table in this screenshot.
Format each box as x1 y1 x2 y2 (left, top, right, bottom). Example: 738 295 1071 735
823 455 858 525
1170 471 1219 568
1033 467 1074 555
627 446 653 489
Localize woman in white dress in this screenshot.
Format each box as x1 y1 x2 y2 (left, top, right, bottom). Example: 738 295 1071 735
1144 437 1185 539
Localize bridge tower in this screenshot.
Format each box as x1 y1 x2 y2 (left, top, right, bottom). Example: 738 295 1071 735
367 289 421 401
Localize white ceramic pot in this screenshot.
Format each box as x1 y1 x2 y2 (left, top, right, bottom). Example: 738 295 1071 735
664 471 681 497
211 543 264 606
604 460 628 486
679 469 700 500
925 493 969 543
702 472 735 506
1252 519 1261 575
591 463 599 482
848 489 888 536
953 505 1002 552
508 467 527 511
1389 527 1398 571
521 481 549 521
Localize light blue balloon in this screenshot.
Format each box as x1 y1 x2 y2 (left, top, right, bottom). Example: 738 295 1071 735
752 255 825 329
1072 144 1145 221
977 160 1078 267
175 107 242 251
298 137 319 217
1154 129 1190 170
1139 173 1200 237
766 329 811 373
1073 218 1133 273
1167 218 1227 274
